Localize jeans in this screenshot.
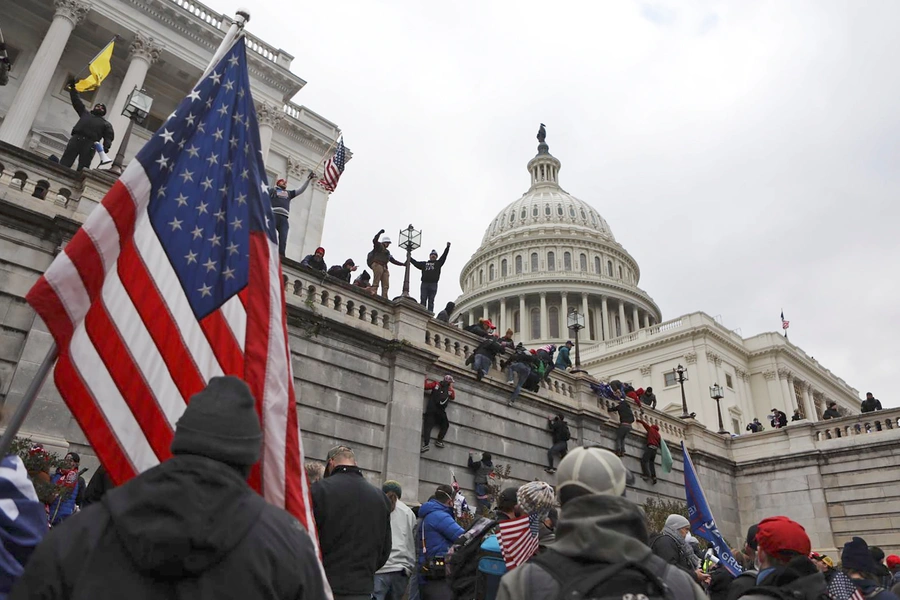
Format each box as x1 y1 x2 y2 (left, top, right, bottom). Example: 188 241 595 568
475 482 491 513
473 354 491 377
372 262 390 298
508 363 531 402
420 281 438 312
641 446 658 479
60 135 96 171
548 441 567 468
422 410 449 446
275 214 290 257
615 423 632 454
373 571 410 600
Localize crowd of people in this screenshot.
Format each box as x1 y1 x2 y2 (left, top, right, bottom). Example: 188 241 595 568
743 392 887 434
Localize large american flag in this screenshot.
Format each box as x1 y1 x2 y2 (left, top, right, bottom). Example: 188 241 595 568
25 38 318 548
497 513 541 568
318 137 345 192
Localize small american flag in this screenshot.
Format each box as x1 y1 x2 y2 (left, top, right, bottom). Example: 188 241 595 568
781 311 790 330
318 137 346 192
497 513 541 568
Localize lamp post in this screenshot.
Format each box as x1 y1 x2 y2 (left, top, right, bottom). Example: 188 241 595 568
709 383 727 434
672 364 694 419
398 224 421 299
567 309 585 367
109 87 154 175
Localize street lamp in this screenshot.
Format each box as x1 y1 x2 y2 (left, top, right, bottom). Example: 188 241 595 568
398 224 421 299
672 364 694 419
709 383 727 434
110 87 154 175
567 309 585 367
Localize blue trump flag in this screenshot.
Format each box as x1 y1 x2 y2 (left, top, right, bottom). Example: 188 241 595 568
681 442 743 577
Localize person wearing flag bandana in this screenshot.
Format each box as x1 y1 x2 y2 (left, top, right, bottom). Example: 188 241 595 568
60 78 114 171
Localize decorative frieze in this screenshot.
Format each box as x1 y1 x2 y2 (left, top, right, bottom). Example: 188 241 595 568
684 351 697 365
640 364 652 376
763 370 777 381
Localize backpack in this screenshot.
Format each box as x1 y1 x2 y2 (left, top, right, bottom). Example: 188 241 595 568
366 249 375 268
529 548 681 600
446 517 498 599
560 422 571 442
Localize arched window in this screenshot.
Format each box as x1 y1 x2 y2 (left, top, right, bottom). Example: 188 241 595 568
580 208 586 219
531 253 539 271
532 205 538 217
510 210 516 223
615 315 621 337
500 214 506 226
521 208 527 220
557 204 563 216
515 255 523 274
607 260 613 276
544 204 551 216
530 308 541 339
479 269 483 285
618 266 623 279
564 252 572 270
589 211 597 225
569 206 576 217
514 310 520 333
594 256 601 274
580 253 588 271
547 252 555 271
549 307 560 338
489 264 495 281
501 259 508 277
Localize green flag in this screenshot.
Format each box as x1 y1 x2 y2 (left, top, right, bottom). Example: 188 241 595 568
660 436 673 474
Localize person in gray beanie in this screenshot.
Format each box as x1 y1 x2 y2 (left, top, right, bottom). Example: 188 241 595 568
651 514 710 585
11 376 326 600
498 447 704 600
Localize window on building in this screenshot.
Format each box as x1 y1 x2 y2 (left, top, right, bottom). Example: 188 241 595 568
501 259 508 277
580 208 586 219
521 208 527 220
590 211 597 225
510 210 516 223
549 307 559 338
569 206 576 217
594 256 601 273
664 372 678 387
478 269 483 285
557 204 563 216
732 418 741 433
514 310 520 333
580 254 587 271
618 266 623 279
515 255 523 274
564 252 572 270
547 252 555 271
607 260 613 276
530 308 541 339
500 214 506 226
531 252 538 271
726 373 734 389
489 264 495 281
532 205 538 217
545 204 551 216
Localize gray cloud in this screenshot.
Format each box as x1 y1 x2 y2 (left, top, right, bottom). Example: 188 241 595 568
217 0 899 407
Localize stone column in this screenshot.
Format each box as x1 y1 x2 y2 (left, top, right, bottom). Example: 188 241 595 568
778 368 795 413
601 295 609 340
632 306 640 332
618 300 626 337
539 292 548 340
467 311 474 327
581 293 590 340
0 0 91 146
518 295 526 339
499 298 507 334
644 313 650 329
482 304 489 321
802 383 815 421
256 101 284 164
106 32 162 161
560 292 568 336
764 370 781 411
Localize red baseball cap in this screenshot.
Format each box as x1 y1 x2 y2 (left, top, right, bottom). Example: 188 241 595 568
887 555 900 569
756 516 811 558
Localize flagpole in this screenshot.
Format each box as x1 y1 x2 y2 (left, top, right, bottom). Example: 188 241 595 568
0 343 58 457
200 9 250 81
311 133 341 175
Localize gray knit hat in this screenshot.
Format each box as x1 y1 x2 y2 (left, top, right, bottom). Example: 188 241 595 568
665 514 691 530
556 447 627 504
171 376 262 467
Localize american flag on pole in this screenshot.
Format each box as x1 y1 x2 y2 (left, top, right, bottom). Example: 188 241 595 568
781 311 790 330
497 513 541 568
318 138 345 192
25 38 319 550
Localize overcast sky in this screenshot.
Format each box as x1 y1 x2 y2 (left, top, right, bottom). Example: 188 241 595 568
216 0 899 407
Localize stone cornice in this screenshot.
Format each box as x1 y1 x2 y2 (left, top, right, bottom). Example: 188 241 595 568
749 344 859 400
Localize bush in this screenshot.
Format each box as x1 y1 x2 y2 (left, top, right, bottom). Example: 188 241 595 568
642 497 689 535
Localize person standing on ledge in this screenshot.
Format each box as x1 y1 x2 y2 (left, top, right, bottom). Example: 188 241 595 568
268 171 316 258
368 229 406 299
60 77 114 171
410 243 450 313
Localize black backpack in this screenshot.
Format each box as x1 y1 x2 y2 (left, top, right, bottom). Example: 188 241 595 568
529 549 680 600
560 422 572 442
446 517 498 600
366 249 375 268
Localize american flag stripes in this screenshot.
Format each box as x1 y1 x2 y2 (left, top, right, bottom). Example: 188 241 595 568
497 513 541 568
25 39 319 552
318 137 346 192
781 311 790 330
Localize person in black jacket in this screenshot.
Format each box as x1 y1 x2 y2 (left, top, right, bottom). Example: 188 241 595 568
60 78 114 171
81 463 115 507
327 258 357 282
300 246 327 272
421 376 455 452
11 376 326 600
464 318 494 339
505 348 536 405
312 445 392 600
822 401 842 420
436 301 455 323
411 243 450 312
544 414 571 474
471 335 503 382
267 172 316 257
608 397 635 457
861 392 883 413
467 451 494 514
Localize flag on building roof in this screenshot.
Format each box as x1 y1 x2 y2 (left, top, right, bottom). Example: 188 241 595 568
25 37 320 555
75 37 116 92
497 513 541 568
781 310 790 330
318 137 346 192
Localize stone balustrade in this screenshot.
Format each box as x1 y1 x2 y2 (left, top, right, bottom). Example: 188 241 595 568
814 408 900 441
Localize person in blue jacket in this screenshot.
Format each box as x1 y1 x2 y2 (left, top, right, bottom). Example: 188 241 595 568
418 484 465 600
554 341 573 370
0 455 47 598
267 171 316 258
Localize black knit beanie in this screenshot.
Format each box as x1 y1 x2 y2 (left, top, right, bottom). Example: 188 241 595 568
842 537 878 574
171 376 262 467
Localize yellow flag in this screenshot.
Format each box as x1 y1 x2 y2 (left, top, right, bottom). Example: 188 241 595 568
75 39 115 92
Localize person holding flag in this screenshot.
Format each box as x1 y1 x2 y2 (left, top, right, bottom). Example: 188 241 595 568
60 75 114 170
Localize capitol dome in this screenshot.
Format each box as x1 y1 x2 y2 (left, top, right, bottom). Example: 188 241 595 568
453 132 661 347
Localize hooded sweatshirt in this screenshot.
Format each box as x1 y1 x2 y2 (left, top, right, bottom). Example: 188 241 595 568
10 455 324 600
497 495 704 600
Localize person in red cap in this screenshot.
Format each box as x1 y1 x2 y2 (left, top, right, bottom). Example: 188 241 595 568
300 247 328 272
464 318 494 339
735 516 825 600
888 555 900 590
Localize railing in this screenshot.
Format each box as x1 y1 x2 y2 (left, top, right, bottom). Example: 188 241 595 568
0 142 97 212
813 408 900 441
594 395 686 440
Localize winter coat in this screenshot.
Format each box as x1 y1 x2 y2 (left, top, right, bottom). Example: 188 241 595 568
425 380 455 413
549 418 572 444
555 346 572 369
737 564 829 600
474 338 503 359
266 179 310 217
327 265 353 282
651 528 697 577
636 419 661 446
0 456 47 599
608 400 635 424
48 471 80 525
465 323 491 338
641 391 657 409
311 465 392 596
861 398 883 413
823 408 842 420
299 254 327 272
849 578 900 600
436 309 451 322
81 465 114 507
369 233 405 267
498 495 705 600
467 456 493 485
411 246 449 283
68 89 114 150
417 499 465 565
11 455 325 600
